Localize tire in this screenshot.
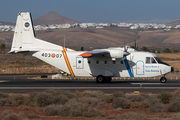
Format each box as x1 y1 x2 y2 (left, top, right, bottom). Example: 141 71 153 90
160 77 167 83
96 76 105 83
105 77 112 83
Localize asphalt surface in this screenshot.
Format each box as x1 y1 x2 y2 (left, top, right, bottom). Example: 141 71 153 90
0 74 180 93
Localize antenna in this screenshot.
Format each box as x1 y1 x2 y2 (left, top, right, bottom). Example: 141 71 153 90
64 36 65 48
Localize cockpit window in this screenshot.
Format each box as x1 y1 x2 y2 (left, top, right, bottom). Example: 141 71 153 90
154 57 170 66
146 57 157 64
146 57 150 63
151 57 156 63
154 57 162 63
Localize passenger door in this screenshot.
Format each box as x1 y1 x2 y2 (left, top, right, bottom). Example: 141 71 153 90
76 57 84 69
136 60 144 75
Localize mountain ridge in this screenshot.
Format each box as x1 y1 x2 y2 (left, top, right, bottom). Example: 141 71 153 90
33 11 81 25
166 20 180 26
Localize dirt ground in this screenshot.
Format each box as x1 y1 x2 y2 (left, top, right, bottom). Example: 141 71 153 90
0 54 60 74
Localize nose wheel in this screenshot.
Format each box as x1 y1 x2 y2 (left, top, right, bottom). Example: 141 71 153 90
96 75 112 83
160 75 167 83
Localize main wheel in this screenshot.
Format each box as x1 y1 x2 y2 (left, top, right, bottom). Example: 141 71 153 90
96 75 105 83
105 77 112 83
160 77 167 83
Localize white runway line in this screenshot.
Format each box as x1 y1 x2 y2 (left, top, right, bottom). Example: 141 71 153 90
0 87 180 90
131 83 163 85
0 80 8 83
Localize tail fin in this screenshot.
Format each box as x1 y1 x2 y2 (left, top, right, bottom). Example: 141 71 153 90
9 12 36 53
9 12 74 54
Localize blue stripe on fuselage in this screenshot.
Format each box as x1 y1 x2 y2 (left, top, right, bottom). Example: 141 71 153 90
124 56 134 77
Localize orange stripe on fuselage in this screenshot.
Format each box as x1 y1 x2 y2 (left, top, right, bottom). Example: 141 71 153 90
79 53 93 57
62 47 75 76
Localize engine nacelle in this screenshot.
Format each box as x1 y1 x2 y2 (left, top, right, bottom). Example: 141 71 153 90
105 49 124 59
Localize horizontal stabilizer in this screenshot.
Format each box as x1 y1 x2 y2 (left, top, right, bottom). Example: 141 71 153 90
8 49 38 54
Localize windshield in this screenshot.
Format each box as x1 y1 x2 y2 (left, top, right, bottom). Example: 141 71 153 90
154 57 162 63
154 57 170 66
146 57 157 64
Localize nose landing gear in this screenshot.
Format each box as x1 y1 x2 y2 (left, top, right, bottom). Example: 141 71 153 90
160 75 167 83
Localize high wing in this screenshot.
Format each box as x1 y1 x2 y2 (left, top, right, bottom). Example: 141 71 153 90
79 50 109 58
78 47 129 59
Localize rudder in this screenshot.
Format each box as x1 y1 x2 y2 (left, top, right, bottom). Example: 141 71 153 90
9 12 74 53
10 12 36 52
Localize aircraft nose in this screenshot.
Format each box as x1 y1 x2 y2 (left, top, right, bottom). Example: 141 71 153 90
171 67 174 72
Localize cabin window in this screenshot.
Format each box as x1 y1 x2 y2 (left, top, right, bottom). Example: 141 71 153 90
104 60 107 64
96 60 99 64
78 60 81 63
146 57 150 64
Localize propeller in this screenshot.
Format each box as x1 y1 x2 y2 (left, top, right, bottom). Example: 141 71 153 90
134 39 138 50
123 41 130 56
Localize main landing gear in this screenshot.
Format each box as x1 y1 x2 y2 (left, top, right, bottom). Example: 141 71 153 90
160 75 167 83
96 75 112 83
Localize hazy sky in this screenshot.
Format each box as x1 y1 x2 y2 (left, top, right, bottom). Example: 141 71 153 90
1 0 180 23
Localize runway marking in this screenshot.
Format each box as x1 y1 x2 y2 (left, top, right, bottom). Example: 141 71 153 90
0 87 180 90
0 80 8 83
131 83 163 85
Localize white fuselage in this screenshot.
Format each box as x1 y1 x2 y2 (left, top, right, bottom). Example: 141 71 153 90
32 49 172 78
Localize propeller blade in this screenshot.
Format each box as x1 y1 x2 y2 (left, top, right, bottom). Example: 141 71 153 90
124 41 128 52
123 41 130 56
134 39 138 50
124 51 130 56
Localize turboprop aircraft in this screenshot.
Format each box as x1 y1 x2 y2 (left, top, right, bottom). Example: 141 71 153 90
9 12 173 83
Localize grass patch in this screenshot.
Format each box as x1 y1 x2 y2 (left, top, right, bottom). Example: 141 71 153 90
10 94 25 106
0 92 8 99
44 101 105 117
112 97 130 109
0 98 12 106
5 114 18 120
143 96 163 113
156 92 172 104
130 102 147 109
26 114 41 119
1 109 12 116
75 90 105 99
129 95 145 102
167 100 180 112
113 91 125 98
120 112 146 119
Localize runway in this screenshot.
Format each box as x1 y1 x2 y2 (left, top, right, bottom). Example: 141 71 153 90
0 74 180 93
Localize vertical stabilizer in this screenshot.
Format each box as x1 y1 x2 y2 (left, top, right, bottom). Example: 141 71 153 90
9 12 74 54
10 12 36 53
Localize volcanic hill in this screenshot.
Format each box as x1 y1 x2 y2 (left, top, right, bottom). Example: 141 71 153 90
33 11 81 25
166 20 180 26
